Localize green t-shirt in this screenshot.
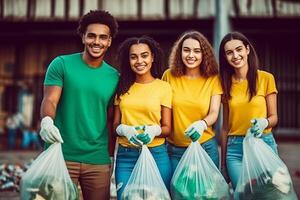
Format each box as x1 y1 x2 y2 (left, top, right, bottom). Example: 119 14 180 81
44 53 119 164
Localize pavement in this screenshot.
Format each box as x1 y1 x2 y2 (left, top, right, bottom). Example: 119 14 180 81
0 141 299 199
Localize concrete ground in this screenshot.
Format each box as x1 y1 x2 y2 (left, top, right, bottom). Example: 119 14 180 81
0 141 299 199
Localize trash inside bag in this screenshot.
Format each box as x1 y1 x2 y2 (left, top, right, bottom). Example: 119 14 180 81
171 142 230 200
234 131 298 200
122 145 170 200
20 143 79 200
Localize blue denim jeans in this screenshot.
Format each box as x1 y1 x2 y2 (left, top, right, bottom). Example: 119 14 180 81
115 144 171 200
226 132 278 190
167 137 219 174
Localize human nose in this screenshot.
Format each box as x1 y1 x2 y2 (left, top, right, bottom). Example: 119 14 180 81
232 51 239 58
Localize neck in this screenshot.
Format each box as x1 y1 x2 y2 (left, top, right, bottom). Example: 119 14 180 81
82 52 104 68
135 73 155 84
234 65 248 81
185 67 201 78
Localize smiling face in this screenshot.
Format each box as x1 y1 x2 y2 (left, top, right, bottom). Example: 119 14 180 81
181 38 202 69
129 43 154 76
224 39 250 70
82 23 111 60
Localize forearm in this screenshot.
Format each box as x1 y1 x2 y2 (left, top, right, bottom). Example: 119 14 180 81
266 114 278 129
40 99 57 119
159 125 170 138
202 110 219 127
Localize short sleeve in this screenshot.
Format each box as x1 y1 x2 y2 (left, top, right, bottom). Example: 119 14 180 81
162 69 170 82
212 75 223 96
161 83 172 108
44 57 64 87
266 73 278 95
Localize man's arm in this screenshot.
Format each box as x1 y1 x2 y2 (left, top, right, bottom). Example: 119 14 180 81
40 86 62 118
39 85 63 143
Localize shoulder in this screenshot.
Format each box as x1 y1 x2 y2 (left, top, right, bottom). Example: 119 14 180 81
103 61 119 75
50 53 79 66
155 79 171 88
162 69 171 78
257 70 275 81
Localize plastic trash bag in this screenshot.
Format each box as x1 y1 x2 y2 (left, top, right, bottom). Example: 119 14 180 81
20 143 79 200
170 142 230 200
234 131 298 200
122 145 171 200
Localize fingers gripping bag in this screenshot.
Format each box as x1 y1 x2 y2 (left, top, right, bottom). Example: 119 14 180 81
170 142 230 200
20 143 79 200
234 131 298 200
121 145 171 200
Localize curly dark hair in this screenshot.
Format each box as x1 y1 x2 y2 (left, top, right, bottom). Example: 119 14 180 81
219 31 259 103
168 30 218 78
116 35 164 98
77 10 118 38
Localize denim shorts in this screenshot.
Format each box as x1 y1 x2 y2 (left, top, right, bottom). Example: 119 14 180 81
226 132 278 190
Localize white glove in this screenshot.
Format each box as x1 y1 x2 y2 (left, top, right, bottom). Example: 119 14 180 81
250 118 269 137
116 124 142 146
136 125 162 145
39 116 63 143
184 120 207 142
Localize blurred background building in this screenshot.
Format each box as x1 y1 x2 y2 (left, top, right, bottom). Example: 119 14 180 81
0 0 300 150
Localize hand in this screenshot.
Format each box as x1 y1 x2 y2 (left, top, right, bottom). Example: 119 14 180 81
136 125 161 145
250 118 268 137
116 124 143 146
39 116 63 143
221 166 231 183
184 120 207 142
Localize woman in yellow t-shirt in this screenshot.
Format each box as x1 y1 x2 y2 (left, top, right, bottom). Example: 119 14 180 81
219 32 279 189
162 30 222 173
113 36 172 199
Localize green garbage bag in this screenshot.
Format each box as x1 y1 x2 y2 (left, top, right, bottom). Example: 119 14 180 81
170 142 230 200
20 143 79 200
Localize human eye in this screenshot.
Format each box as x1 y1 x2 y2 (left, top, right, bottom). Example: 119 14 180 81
194 49 202 54
141 53 149 59
225 51 232 56
236 47 243 52
99 34 109 40
86 33 96 39
183 48 190 53
130 54 137 60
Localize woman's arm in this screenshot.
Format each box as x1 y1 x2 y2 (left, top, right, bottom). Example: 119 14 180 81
266 93 278 128
202 94 222 126
221 103 229 167
112 105 121 135
159 106 172 137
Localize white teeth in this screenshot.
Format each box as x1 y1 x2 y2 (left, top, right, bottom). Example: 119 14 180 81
187 60 195 64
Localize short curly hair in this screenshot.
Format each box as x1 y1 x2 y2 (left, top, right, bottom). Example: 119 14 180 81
77 10 118 38
169 30 218 78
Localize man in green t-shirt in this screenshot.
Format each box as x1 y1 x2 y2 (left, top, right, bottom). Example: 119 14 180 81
39 10 119 200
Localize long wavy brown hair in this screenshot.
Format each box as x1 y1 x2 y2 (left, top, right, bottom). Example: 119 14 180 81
168 30 218 78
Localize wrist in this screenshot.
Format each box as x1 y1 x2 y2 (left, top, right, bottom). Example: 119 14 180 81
41 116 54 126
200 120 208 130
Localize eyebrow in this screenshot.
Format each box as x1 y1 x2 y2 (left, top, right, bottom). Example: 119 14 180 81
130 51 150 55
183 47 201 50
225 45 243 53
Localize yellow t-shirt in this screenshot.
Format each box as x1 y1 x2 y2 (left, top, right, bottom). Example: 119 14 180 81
115 79 172 147
228 70 278 136
162 69 223 147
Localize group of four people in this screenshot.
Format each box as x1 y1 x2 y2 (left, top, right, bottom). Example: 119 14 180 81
39 10 278 200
